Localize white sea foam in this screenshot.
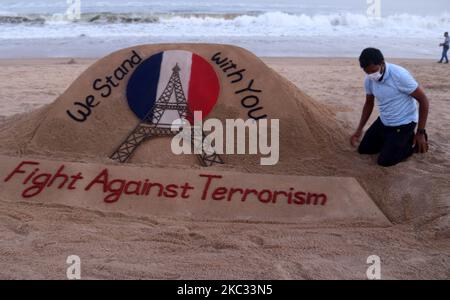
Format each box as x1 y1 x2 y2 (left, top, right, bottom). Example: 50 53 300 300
0 0 449 58
1 12 449 39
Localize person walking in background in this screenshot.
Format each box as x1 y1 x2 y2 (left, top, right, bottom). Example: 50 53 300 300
438 32 449 64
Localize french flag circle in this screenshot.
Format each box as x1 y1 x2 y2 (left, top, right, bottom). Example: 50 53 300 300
126 50 220 124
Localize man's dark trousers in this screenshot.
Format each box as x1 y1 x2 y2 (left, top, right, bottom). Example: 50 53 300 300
358 117 416 167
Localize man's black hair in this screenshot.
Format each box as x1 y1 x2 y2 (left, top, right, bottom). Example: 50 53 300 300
359 48 385 68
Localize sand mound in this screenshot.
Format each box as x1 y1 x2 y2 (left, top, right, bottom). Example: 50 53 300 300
0 44 447 225
0 44 346 168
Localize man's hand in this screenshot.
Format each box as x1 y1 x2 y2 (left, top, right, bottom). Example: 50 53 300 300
413 132 428 153
350 130 363 148
352 95 374 148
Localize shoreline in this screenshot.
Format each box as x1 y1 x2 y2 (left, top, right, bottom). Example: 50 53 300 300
0 36 441 60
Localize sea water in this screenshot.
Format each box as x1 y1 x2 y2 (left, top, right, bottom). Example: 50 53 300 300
0 0 449 58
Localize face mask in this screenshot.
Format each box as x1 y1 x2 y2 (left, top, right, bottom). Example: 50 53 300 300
367 71 382 81
367 65 384 82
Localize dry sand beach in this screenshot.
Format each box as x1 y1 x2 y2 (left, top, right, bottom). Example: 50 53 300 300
0 56 449 279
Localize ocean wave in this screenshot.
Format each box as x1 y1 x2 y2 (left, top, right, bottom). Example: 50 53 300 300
1 12 449 41
0 12 261 24
0 11 449 29
0 15 45 24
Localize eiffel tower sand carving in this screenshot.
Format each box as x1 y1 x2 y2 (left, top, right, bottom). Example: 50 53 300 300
110 63 224 167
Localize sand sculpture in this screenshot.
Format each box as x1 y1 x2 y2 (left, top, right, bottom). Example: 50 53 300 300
0 43 391 225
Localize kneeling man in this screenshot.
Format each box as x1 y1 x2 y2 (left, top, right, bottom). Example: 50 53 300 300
350 48 429 167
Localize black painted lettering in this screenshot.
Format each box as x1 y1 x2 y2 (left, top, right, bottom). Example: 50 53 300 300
211 52 228 65
235 79 262 94
130 50 143 65
85 95 99 107
106 76 119 87
67 49 143 122
248 107 267 120
66 101 92 122
223 63 237 72
227 69 246 84
121 59 132 73
114 67 127 81
220 60 232 68
241 95 259 108
93 78 112 98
